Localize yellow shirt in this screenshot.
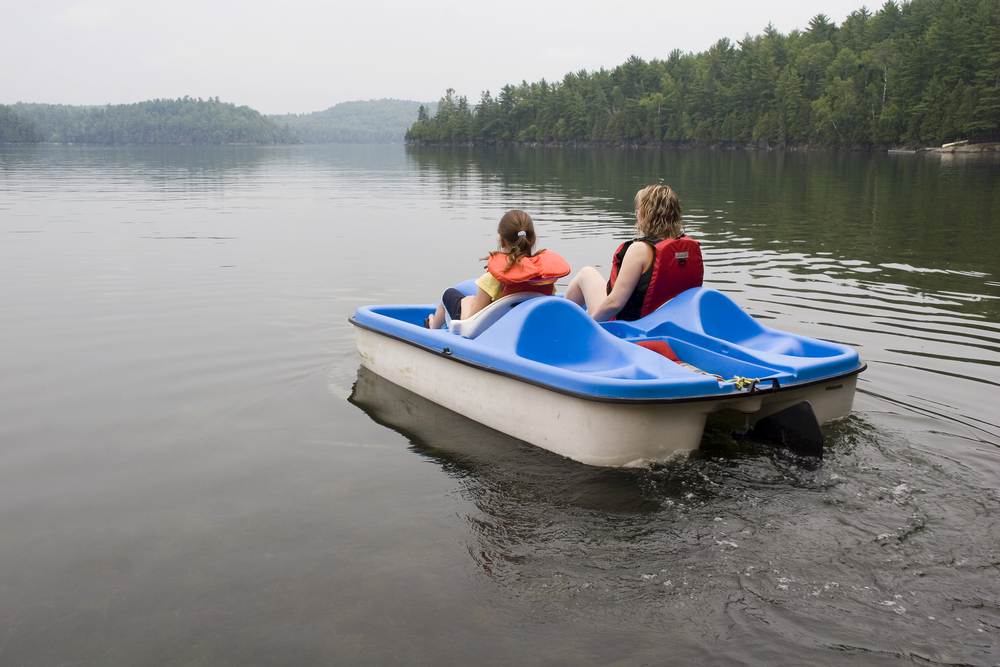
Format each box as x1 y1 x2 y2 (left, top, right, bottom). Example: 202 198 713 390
475 272 503 301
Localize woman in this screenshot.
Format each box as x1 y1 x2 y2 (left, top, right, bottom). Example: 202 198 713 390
564 184 703 322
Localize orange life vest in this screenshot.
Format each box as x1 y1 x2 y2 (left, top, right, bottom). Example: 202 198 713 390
487 250 571 297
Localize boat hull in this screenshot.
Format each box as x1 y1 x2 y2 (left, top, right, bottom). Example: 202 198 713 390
351 287 865 466
354 325 859 466
356 326 712 466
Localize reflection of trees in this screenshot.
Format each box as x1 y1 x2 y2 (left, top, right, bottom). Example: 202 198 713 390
405 145 1000 307
0 144 279 193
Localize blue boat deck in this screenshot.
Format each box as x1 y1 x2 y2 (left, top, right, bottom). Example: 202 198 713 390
351 287 863 403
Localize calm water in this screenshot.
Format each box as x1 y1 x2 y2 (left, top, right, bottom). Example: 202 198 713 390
1 144 999 666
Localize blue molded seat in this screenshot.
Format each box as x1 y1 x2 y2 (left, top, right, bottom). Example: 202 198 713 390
626 287 860 382
475 298 682 381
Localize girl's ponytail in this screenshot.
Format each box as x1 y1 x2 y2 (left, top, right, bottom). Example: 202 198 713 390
491 210 542 272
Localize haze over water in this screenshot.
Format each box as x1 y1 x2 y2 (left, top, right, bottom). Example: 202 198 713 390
1 144 998 665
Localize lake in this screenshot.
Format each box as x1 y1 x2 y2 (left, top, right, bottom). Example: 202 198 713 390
1 144 998 665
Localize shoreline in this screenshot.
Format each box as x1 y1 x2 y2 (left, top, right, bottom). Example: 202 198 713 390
6 141 998 152
406 139 1000 153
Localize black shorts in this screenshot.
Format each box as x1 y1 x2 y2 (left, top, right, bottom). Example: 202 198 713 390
441 287 465 320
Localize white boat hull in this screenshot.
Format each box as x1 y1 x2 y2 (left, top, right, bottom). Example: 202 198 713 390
354 327 857 467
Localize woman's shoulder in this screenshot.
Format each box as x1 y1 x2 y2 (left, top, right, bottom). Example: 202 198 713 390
624 239 655 257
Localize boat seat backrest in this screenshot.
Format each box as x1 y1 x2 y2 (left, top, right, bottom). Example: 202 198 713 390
642 287 853 378
512 299 635 369
646 287 763 341
448 291 545 339
689 289 840 357
698 289 766 340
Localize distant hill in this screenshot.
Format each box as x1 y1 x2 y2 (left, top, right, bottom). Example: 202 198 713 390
0 104 43 142
270 99 436 144
12 98 299 145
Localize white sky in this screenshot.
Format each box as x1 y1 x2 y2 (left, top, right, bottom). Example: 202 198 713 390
3 0 871 115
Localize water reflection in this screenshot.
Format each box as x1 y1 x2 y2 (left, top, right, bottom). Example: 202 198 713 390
349 366 1000 665
0 144 413 199
4 142 1000 665
406 146 1000 290
349 365 662 514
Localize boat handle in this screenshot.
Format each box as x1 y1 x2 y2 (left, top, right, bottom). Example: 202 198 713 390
747 377 780 395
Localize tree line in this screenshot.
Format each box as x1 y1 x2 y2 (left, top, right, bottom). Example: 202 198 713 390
407 0 1000 148
0 105 44 143
9 97 299 145
270 99 436 143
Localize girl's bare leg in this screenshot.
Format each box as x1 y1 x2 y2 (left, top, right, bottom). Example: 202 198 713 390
459 295 477 320
427 302 446 329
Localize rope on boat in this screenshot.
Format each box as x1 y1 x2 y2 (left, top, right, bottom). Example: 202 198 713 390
726 376 761 391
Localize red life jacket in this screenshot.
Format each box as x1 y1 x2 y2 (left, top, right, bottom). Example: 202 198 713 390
487 250 571 297
607 236 703 321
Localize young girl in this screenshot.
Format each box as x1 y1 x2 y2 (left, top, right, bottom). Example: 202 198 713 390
425 210 569 329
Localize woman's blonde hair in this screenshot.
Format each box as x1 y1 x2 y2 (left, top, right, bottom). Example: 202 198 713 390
487 210 543 272
634 184 683 239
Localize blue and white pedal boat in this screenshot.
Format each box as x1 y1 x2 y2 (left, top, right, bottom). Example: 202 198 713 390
350 287 865 467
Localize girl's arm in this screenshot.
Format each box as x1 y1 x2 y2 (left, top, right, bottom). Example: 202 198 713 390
587 242 652 322
460 287 494 319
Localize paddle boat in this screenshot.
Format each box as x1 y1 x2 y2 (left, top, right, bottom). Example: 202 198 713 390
350 284 865 467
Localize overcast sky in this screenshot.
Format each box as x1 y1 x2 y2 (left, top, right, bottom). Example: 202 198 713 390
3 0 872 115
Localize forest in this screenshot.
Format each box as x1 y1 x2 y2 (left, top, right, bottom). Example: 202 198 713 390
0 105 43 143
9 98 299 145
270 99 435 143
407 0 1000 148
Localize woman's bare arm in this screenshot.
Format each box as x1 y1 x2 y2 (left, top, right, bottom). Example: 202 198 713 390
587 242 652 322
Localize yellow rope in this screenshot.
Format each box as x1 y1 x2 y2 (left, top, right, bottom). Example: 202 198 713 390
726 376 761 390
